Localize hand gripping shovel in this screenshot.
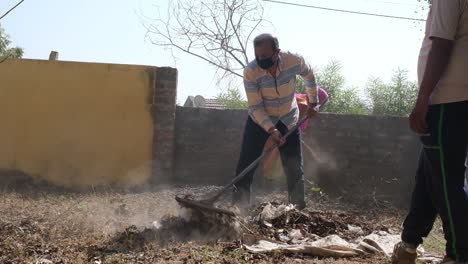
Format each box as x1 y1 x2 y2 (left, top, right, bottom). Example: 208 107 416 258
175 116 309 217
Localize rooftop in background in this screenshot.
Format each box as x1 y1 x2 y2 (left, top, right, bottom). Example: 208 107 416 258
183 95 227 109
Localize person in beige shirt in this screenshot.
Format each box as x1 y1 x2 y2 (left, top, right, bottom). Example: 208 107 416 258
392 1 468 263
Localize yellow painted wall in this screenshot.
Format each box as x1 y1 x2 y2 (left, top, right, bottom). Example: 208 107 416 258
0 59 155 188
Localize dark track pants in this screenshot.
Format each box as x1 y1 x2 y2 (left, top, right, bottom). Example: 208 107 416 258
402 100 468 262
233 116 305 208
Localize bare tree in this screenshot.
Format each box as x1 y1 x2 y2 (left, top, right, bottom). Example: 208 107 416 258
143 0 267 80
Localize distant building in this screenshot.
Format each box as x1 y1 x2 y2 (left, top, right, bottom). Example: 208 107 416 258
183 95 227 109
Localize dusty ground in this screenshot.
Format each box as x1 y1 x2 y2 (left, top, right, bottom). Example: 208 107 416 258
0 186 444 264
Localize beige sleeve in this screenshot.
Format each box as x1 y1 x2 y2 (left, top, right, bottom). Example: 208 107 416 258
297 55 319 104
428 0 463 40
243 68 275 132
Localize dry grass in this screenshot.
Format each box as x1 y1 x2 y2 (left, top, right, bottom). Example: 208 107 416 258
0 187 414 264
422 217 446 256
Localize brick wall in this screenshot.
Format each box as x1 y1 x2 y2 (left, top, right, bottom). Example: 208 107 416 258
173 107 420 207
151 67 178 184
304 114 420 206
0 58 420 203
174 107 248 184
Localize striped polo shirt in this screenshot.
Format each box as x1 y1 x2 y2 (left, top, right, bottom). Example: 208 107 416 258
243 51 318 132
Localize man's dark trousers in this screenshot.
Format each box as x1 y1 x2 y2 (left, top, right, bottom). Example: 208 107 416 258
233 116 305 208
402 100 468 262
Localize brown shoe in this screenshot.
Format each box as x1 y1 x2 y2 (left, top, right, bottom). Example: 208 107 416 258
391 241 417 264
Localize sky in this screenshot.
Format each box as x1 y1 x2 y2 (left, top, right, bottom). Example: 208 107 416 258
1 0 429 104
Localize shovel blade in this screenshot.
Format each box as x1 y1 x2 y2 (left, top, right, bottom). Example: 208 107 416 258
175 195 237 217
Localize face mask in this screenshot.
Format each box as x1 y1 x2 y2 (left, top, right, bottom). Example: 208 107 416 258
256 55 275 70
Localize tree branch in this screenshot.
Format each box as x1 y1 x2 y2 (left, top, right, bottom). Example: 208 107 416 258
143 0 264 81
228 1 249 65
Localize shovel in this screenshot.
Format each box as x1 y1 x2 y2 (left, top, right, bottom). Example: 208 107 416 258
175 116 310 217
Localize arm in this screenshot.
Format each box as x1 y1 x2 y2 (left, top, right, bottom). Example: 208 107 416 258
411 38 454 133
417 38 454 105
244 68 275 133
297 55 320 118
297 55 319 106
418 0 458 102
410 0 458 133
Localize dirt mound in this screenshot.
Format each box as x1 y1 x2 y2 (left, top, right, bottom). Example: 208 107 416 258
103 200 388 254
0 190 410 263
268 209 373 239
99 209 243 255
249 202 389 244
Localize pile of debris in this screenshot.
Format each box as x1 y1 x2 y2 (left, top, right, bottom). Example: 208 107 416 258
97 202 442 263
241 202 396 257
241 202 441 263
251 202 375 240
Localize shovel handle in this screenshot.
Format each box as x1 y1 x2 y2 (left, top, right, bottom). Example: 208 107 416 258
264 116 309 153
207 116 310 203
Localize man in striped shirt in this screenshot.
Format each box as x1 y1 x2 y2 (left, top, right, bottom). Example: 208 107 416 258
232 33 320 210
